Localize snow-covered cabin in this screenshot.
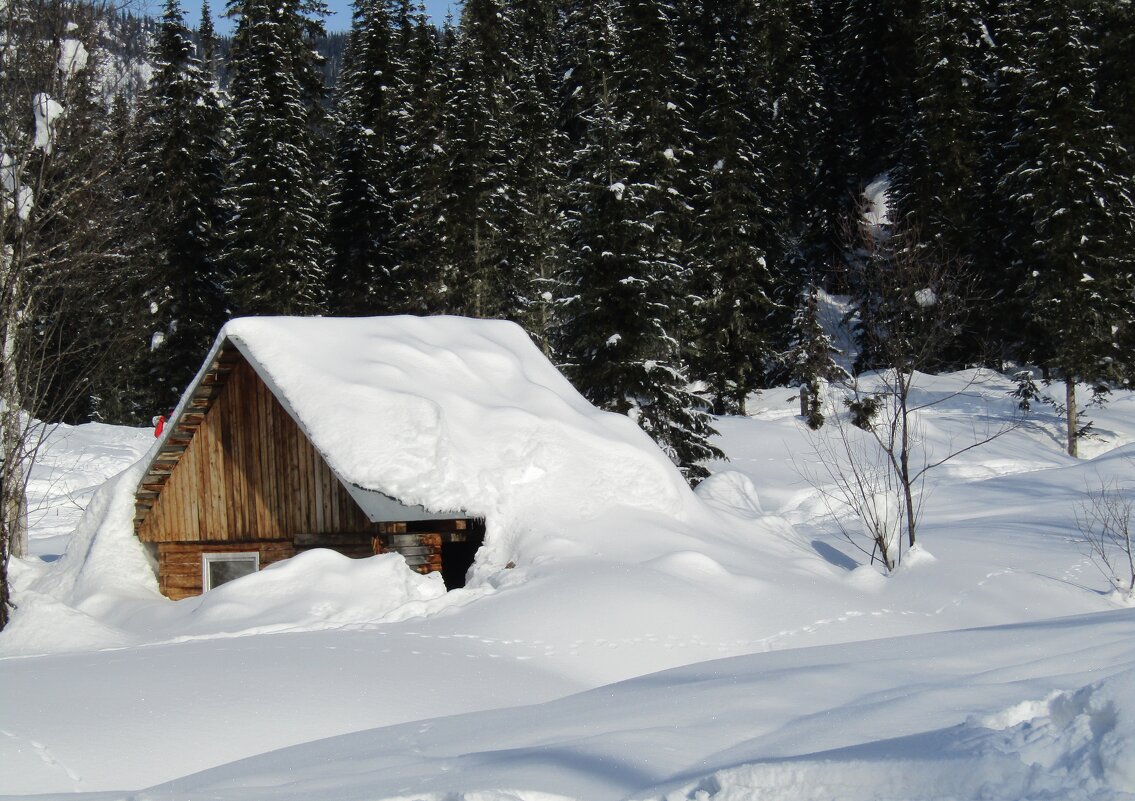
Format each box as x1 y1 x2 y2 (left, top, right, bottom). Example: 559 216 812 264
134 319 493 598
134 316 693 600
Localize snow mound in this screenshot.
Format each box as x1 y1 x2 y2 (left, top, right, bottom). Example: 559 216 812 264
651 669 1135 801
975 669 1135 794
695 470 764 517
159 550 451 638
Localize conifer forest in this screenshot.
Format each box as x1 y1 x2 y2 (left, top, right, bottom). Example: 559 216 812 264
3 0 1135 483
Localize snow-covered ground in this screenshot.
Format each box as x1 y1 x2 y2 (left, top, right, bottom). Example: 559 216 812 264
2 366 1134 800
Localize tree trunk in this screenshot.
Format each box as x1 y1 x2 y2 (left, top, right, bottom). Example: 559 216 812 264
4 454 28 559
0 541 8 630
899 382 917 550
1066 377 1078 458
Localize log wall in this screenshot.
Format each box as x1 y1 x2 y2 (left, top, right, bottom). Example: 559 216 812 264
157 541 296 600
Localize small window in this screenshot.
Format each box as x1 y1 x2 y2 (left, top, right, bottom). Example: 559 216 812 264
202 552 260 591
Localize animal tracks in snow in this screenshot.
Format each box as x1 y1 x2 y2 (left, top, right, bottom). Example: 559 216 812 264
1 728 82 785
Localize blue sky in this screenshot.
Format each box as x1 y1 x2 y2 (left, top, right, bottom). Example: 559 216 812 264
179 0 457 36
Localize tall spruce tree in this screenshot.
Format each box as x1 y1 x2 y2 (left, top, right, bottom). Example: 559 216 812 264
1000 0 1135 456
804 0 859 282
688 27 779 414
749 0 823 269
785 282 844 429
499 0 568 352
1096 0 1135 161
888 0 987 365
558 0 721 483
439 0 521 319
975 0 1032 359
128 0 228 414
388 5 449 312
837 0 920 184
891 0 985 262
325 0 399 315
222 0 330 315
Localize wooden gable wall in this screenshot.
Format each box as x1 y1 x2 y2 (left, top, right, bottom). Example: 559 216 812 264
136 355 381 545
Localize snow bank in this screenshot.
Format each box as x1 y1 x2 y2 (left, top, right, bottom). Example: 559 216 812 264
71 608 1134 801
143 550 450 639
653 668 1135 801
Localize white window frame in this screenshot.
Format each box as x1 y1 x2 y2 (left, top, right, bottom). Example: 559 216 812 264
201 552 260 591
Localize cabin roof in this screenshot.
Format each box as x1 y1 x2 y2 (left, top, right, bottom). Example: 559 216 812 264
134 316 691 534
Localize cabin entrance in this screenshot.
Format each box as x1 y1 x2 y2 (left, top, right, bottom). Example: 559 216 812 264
375 518 486 590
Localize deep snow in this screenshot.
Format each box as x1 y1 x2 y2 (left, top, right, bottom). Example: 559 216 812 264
2 354 1134 800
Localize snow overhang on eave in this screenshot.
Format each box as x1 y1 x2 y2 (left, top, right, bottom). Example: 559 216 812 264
342 483 465 523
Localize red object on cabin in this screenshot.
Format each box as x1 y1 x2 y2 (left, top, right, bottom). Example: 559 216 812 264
153 415 166 438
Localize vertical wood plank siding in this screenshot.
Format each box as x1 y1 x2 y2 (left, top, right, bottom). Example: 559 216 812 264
137 357 380 544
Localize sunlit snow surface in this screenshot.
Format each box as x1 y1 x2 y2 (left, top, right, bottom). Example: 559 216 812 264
2 350 1135 799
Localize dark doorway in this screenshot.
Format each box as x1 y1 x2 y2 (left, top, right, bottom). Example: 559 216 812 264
440 519 486 589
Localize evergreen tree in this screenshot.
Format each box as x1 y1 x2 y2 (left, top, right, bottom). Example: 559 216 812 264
803 0 859 284
127 0 228 414
785 283 844 429
558 0 721 483
688 27 779 414
891 0 985 262
11 15 149 426
888 0 987 365
388 6 449 312
837 0 920 184
221 0 330 315
198 0 220 68
1096 0 1135 160
325 0 399 315
999 1 1135 455
499 0 568 352
749 0 823 270
974 0 1031 359
438 0 521 319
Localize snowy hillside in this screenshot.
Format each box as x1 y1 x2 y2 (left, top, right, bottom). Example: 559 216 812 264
2 370 1134 800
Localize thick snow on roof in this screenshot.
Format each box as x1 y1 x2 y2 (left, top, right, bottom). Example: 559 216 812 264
209 315 695 550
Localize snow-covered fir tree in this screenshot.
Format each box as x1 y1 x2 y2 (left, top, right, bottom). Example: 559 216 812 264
558 0 722 483
973 0 1032 360
999 0 1135 456
891 0 985 262
438 0 522 319
688 25 779 415
887 0 987 365
785 282 844 429
748 0 824 271
1096 0 1135 163
221 0 330 315
837 0 920 186
496 0 567 353
128 0 228 414
325 0 401 315
388 5 449 313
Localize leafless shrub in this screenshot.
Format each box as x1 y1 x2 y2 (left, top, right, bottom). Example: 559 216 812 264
1076 477 1135 599
798 205 1020 573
